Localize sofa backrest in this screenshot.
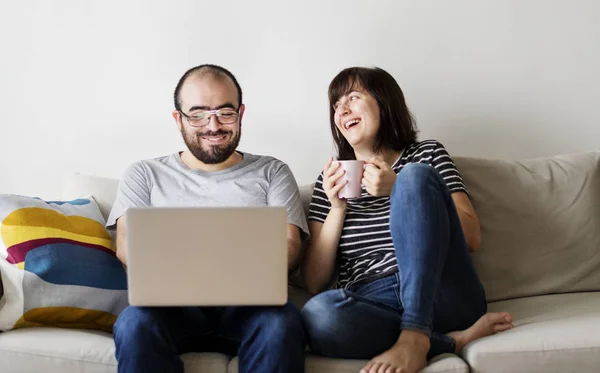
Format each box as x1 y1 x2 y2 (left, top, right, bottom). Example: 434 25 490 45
454 151 600 302
62 151 600 303
62 173 119 220
62 174 315 224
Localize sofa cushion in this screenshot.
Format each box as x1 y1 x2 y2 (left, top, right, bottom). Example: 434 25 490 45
0 327 467 373
299 183 315 215
0 328 117 373
462 292 600 373
228 352 468 373
0 195 128 332
0 327 231 373
454 151 600 301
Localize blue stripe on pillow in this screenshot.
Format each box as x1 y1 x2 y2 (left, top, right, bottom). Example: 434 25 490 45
24 243 127 290
32 198 91 206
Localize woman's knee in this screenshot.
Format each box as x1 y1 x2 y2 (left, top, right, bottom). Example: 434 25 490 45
301 290 349 355
302 290 345 326
394 163 440 190
391 163 448 208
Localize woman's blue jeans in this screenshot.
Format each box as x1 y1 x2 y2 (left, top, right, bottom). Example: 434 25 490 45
302 163 487 358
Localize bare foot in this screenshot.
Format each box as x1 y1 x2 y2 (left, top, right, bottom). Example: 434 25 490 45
360 330 429 373
448 312 513 353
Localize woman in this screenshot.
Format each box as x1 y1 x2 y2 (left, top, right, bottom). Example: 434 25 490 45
301 67 513 373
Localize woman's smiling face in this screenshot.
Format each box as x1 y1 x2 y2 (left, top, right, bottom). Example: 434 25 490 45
332 87 381 151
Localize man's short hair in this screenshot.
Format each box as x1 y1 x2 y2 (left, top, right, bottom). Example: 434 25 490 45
173 64 243 111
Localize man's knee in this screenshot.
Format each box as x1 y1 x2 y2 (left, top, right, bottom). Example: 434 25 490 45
250 303 305 345
114 306 159 345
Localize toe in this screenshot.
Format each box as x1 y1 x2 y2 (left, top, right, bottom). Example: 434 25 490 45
369 362 382 373
360 362 373 373
485 312 511 325
376 364 389 373
494 323 513 333
384 365 397 373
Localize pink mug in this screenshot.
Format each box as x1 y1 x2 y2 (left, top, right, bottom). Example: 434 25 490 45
335 160 365 199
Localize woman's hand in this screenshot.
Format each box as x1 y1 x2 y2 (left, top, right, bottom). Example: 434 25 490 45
363 158 397 197
322 157 348 209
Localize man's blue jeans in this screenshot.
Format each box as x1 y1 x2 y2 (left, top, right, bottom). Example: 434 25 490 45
302 163 487 358
113 302 305 373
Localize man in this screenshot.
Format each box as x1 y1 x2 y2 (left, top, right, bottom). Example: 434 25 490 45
106 64 309 373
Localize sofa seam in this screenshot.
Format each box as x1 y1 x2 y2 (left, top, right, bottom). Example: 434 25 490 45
429 368 468 373
467 345 600 356
0 349 117 366
0 346 469 370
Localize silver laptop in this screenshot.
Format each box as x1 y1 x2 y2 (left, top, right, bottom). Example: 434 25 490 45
125 206 288 306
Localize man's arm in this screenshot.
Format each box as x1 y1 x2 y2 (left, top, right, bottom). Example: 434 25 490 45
115 217 128 266
287 224 302 274
106 162 151 265
266 161 310 273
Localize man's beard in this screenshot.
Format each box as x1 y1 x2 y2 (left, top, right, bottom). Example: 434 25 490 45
182 128 241 164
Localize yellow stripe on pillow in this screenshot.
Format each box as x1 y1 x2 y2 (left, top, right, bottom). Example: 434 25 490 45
13 307 117 333
2 207 110 239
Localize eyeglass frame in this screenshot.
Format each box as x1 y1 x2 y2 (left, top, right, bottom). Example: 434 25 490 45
178 107 240 127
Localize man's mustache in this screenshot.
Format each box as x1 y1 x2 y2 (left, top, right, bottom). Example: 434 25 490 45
197 130 231 137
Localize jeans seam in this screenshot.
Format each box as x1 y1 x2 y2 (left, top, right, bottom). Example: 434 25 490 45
393 272 402 311
212 333 242 344
400 321 432 336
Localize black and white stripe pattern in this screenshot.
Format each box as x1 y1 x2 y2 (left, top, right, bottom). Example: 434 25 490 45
308 140 467 289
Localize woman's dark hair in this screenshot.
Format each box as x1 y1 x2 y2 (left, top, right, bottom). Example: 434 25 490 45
328 67 418 160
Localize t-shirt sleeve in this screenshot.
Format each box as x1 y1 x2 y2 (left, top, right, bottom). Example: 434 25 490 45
105 162 152 230
430 141 468 195
267 162 310 241
307 173 331 223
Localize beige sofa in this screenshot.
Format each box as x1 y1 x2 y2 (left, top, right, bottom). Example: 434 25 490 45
1 151 599 373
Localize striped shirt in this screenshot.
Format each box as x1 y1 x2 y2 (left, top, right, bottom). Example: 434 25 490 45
307 140 468 289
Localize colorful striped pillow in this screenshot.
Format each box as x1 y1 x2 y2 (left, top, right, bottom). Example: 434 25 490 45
0 194 128 333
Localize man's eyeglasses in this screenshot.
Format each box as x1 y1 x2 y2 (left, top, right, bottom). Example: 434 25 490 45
179 108 239 127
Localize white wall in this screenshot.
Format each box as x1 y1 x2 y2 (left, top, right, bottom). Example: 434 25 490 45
1 0 599 199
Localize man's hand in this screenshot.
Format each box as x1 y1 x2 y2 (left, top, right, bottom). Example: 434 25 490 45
115 217 128 266
362 158 397 197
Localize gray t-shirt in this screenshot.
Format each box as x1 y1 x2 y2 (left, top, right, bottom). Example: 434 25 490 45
106 152 309 240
